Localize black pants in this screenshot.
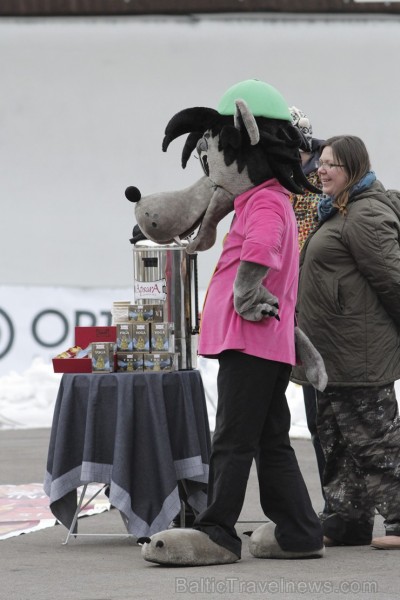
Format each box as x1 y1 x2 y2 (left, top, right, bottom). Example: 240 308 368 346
303 385 326 495
193 351 322 558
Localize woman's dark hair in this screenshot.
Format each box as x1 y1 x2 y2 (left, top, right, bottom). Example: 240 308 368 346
321 135 371 215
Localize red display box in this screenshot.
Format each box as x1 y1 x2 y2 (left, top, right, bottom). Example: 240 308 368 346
52 326 117 373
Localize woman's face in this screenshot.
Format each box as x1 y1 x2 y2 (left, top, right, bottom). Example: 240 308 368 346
318 146 349 198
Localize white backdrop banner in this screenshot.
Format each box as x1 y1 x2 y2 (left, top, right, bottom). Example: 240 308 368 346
0 285 133 376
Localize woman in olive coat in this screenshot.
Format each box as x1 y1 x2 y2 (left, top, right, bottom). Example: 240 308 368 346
292 135 400 549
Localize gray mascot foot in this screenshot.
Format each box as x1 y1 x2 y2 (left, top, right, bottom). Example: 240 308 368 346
249 523 325 559
141 528 239 566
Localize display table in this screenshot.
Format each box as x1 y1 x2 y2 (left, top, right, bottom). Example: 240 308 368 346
44 370 211 540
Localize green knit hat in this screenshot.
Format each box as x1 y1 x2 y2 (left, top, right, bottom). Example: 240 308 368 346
217 79 291 121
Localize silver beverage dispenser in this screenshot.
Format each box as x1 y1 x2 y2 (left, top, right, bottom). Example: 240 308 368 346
132 240 199 370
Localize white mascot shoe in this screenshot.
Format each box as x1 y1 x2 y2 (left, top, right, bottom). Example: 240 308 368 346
141 528 239 566
249 523 325 559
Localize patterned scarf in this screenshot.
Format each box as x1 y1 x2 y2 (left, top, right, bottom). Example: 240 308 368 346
317 171 377 223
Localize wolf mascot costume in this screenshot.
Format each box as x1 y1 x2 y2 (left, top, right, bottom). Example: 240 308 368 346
127 80 326 565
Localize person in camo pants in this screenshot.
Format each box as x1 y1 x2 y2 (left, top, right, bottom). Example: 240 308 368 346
291 134 400 549
318 385 400 545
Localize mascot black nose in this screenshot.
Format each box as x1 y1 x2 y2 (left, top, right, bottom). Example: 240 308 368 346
136 536 151 545
125 186 141 203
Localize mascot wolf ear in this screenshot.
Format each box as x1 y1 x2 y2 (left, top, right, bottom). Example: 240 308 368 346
234 99 260 145
219 100 259 152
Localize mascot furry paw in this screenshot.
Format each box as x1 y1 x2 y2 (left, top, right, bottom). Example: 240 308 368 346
249 523 325 559
141 529 239 566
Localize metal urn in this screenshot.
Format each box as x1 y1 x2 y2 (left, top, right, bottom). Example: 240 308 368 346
132 240 199 370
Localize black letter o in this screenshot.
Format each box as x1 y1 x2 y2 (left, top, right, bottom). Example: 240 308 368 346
32 310 69 348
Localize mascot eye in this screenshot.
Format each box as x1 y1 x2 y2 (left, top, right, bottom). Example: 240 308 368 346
200 155 209 177
196 135 210 177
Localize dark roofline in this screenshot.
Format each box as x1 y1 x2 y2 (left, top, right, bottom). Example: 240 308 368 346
1 1 400 18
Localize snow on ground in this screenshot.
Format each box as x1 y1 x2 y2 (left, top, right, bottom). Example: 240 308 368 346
0 357 310 437
0 359 62 430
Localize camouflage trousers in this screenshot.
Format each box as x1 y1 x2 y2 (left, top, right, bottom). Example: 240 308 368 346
317 383 400 545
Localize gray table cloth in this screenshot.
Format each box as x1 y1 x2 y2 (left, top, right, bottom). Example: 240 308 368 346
44 370 211 538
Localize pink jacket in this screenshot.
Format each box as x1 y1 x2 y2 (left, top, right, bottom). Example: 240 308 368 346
198 179 298 365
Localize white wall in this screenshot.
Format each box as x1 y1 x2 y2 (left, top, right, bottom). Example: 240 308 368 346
1 15 400 290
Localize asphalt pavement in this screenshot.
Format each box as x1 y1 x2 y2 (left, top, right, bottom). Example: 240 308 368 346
0 428 398 600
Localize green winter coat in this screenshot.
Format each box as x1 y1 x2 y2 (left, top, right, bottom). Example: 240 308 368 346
291 180 400 387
